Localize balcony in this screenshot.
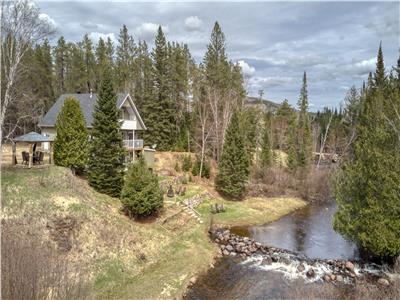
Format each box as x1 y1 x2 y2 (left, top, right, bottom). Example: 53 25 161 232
123 139 143 149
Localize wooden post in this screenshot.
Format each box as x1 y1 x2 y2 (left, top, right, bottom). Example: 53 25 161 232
12 142 17 165
49 142 53 164
28 143 33 168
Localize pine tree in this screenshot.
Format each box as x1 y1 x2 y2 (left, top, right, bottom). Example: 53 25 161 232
334 46 400 258
144 26 176 150
54 36 67 96
53 97 88 174
260 113 272 168
121 157 163 218
95 37 110 89
116 25 135 92
87 68 125 197
65 42 86 92
215 111 250 199
133 41 153 111
296 71 313 168
82 34 96 92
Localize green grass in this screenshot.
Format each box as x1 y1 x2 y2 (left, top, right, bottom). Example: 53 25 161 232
197 196 307 227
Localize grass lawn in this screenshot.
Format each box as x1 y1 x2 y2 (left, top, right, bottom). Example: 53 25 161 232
197 196 306 227
2 165 306 299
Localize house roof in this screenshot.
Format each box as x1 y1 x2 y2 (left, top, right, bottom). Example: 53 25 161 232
14 131 54 142
39 93 146 129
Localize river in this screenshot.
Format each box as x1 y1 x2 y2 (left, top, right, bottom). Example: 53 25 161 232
185 202 365 299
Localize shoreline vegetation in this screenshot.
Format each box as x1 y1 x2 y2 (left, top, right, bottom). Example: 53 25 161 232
1 156 306 299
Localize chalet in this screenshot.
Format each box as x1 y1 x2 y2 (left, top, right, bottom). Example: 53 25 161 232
39 93 149 161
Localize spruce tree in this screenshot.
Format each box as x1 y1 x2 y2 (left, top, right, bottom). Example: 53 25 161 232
53 97 88 174
287 112 298 170
334 46 400 258
121 157 163 218
87 68 125 197
215 111 250 200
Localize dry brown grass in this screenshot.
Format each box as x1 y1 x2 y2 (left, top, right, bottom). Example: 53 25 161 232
1 218 90 300
250 165 332 202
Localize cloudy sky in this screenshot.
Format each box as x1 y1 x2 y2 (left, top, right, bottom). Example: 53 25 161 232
37 1 399 111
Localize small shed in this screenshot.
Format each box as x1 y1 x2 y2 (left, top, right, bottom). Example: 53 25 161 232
13 132 54 168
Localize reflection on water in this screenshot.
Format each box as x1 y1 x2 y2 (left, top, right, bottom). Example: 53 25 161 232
185 202 360 299
232 201 359 260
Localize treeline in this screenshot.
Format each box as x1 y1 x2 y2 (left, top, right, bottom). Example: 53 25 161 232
5 22 245 155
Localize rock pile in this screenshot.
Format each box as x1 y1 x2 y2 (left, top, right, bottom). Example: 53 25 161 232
211 227 391 286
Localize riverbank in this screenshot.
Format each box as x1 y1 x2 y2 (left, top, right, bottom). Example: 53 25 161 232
2 165 307 299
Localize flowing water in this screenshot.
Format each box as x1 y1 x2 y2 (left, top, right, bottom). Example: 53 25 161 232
185 202 371 299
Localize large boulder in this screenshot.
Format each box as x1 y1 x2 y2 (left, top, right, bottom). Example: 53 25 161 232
345 261 355 272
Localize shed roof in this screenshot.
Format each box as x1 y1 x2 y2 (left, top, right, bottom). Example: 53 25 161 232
39 93 134 128
14 132 54 142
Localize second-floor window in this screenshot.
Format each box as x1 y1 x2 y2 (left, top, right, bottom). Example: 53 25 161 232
120 107 136 121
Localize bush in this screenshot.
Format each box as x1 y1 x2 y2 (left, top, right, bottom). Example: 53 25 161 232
191 158 210 178
174 161 180 172
121 158 163 218
181 155 192 172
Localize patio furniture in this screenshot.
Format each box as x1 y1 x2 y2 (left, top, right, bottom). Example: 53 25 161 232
22 151 29 165
13 132 54 168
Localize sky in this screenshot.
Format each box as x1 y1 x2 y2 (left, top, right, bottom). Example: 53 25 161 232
36 1 399 111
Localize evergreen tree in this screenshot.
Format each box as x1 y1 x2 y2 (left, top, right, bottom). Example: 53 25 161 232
116 25 135 92
65 42 86 92
260 113 272 168
121 157 163 218
53 97 88 174
374 42 386 88
87 68 125 197
54 36 68 96
296 72 313 168
215 111 250 199
145 26 176 150
334 46 400 258
95 37 110 89
82 34 96 92
133 41 153 111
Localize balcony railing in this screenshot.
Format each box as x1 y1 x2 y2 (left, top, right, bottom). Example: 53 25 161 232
123 139 143 149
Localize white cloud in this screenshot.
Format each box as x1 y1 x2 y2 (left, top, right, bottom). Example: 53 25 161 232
250 76 295 87
89 32 116 43
39 13 57 28
184 16 203 32
237 60 255 78
347 57 376 75
135 23 169 41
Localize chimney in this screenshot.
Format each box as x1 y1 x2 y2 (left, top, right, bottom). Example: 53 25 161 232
90 89 93 98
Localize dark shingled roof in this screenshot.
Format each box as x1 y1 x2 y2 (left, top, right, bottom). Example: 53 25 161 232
39 93 129 128
14 132 54 142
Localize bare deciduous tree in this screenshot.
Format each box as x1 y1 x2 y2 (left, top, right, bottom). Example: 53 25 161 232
1 0 55 142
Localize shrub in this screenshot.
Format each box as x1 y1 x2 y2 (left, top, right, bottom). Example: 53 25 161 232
121 158 163 218
181 155 192 172
191 158 210 178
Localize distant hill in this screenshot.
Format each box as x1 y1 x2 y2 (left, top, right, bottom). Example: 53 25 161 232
245 96 281 112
